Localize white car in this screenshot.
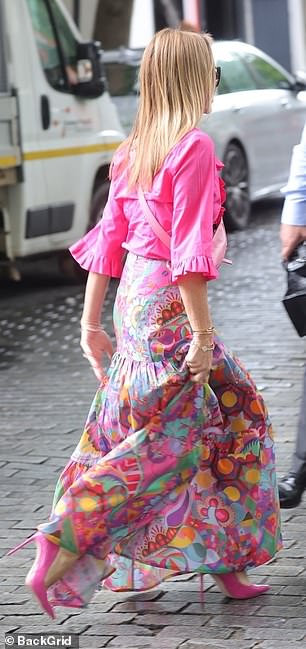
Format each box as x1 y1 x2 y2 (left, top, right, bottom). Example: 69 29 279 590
104 40 306 230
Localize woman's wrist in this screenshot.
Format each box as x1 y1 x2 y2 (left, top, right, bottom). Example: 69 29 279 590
192 326 214 335
80 319 104 332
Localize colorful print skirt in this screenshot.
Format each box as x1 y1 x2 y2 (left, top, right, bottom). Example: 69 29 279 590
39 252 282 608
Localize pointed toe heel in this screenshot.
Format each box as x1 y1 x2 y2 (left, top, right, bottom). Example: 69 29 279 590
7 531 78 619
213 573 270 600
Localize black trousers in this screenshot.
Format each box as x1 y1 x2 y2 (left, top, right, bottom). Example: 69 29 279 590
292 364 306 472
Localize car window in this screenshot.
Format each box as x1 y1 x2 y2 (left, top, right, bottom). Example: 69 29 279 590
50 0 77 72
244 53 292 90
27 0 77 91
215 52 258 94
104 62 138 97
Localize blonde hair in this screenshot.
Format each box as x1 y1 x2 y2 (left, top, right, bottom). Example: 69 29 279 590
113 28 215 189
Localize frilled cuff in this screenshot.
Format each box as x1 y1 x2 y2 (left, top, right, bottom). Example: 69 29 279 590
171 255 218 282
69 228 124 277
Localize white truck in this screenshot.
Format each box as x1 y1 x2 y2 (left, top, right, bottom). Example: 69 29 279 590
0 0 124 278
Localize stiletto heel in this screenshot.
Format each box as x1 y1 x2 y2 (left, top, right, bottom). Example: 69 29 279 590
213 572 270 600
199 573 205 608
7 533 37 556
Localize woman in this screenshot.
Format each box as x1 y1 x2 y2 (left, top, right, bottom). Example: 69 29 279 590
9 28 281 618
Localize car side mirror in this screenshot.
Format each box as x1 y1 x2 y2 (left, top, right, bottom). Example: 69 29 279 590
77 58 94 83
74 41 105 99
291 73 306 93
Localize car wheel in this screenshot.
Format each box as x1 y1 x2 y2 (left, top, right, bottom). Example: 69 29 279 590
222 143 250 231
89 180 110 228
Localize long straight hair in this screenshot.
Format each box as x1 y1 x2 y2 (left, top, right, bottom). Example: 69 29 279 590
112 28 215 189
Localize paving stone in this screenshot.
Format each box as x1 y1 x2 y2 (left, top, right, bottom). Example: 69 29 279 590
16 623 91 634
0 613 72 625
266 575 306 586
280 585 306 595
207 615 288 628
104 637 154 648
66 602 116 617
113 600 186 614
79 613 136 625
158 592 217 604
185 602 261 615
87 624 153 636
255 595 304 606
156 626 233 640
109 589 163 602
0 595 28 605
79 638 110 648
180 642 255 649
256 605 306 617
147 641 190 649
134 614 210 627
243 628 305 640
257 643 305 649
107 638 183 648
283 618 306 629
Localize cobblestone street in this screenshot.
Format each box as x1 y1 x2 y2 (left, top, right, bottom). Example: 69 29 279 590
1 201 306 649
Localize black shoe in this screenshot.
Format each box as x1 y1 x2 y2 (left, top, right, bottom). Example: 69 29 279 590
278 468 306 509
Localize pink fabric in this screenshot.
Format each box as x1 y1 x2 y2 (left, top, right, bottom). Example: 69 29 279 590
69 128 225 282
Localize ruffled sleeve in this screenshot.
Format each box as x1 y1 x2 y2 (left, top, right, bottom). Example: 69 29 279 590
69 180 128 277
170 132 219 282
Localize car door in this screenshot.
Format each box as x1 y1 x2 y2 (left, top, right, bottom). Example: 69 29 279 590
206 43 306 200
204 48 268 197
25 0 82 240
210 45 293 198
243 49 306 189
25 0 107 245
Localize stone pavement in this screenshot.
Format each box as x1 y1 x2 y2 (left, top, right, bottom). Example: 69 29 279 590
1 201 306 649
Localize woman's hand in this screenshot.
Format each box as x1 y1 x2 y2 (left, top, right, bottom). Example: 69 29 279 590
185 336 213 384
81 326 114 382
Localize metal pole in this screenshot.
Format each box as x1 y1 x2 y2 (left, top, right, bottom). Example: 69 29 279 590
182 0 201 31
73 0 80 27
199 0 207 30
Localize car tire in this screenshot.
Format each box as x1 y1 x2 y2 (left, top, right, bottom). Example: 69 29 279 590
222 143 250 231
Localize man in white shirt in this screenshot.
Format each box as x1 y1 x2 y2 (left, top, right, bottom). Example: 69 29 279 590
279 123 306 508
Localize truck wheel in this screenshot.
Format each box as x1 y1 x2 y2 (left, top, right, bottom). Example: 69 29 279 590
222 143 250 231
57 250 84 280
58 180 110 280
89 180 110 228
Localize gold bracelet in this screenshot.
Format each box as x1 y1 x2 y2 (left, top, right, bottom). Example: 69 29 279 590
191 342 215 352
192 327 215 335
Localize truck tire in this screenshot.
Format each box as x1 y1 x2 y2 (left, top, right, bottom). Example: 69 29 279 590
89 180 110 228
222 143 250 231
58 180 110 279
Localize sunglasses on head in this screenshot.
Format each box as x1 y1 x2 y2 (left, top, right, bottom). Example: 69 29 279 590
215 66 221 88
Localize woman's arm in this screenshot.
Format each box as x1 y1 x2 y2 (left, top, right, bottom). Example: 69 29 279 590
177 273 214 384
81 271 110 326
177 273 212 331
80 272 114 381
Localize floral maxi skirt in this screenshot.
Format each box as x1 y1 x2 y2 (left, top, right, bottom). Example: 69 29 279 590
39 252 282 608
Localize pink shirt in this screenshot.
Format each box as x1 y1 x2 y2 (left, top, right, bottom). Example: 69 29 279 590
70 128 225 282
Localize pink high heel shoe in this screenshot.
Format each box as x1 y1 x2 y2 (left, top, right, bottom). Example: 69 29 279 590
213 572 270 599
7 532 77 619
